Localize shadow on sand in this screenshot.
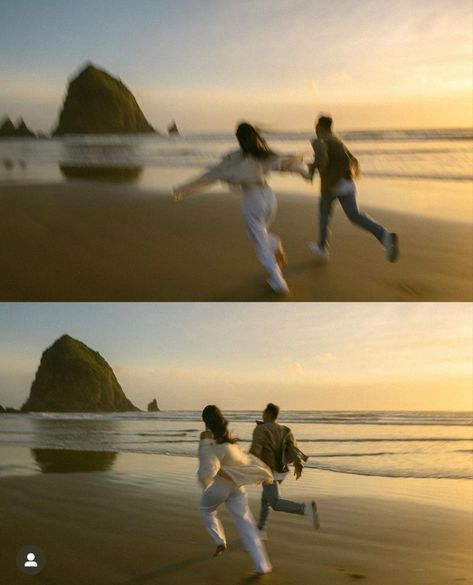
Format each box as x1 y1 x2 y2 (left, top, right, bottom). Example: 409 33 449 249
113 540 271 585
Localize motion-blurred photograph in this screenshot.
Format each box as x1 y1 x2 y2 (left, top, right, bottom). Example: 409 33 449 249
0 302 472 584
1 0 472 301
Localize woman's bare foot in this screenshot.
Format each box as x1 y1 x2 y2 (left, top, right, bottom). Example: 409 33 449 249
275 245 288 271
213 544 227 557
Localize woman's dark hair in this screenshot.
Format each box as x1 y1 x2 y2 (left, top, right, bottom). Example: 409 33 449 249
202 405 238 444
236 122 275 160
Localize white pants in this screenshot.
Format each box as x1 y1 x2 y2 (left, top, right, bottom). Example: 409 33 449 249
199 475 272 574
240 186 286 288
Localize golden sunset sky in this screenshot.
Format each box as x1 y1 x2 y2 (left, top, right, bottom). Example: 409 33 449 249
1 0 472 132
0 303 471 411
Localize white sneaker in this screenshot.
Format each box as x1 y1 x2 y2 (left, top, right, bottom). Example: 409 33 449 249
308 242 329 262
304 499 320 530
382 231 399 263
267 275 290 295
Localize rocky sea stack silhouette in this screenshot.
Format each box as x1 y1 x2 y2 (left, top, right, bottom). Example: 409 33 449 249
147 398 160 412
21 335 140 412
0 116 36 138
53 63 155 136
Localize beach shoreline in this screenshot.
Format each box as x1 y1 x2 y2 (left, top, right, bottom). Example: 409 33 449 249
1 182 471 301
1 451 471 585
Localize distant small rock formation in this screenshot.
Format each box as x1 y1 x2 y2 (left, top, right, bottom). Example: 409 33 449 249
167 120 180 136
53 63 156 136
21 334 140 413
0 405 5 413
0 116 36 138
147 398 160 412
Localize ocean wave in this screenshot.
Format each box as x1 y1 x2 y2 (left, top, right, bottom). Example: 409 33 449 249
2 443 471 480
17 411 472 427
361 171 473 182
304 461 473 480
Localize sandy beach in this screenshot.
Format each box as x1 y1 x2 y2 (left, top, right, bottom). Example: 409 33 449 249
0 181 471 301
1 451 471 585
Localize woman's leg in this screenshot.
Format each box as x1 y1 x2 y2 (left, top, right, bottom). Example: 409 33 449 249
226 484 272 574
241 188 288 293
199 477 230 547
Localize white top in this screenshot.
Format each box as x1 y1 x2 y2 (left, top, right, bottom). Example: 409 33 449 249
175 150 310 196
198 438 273 489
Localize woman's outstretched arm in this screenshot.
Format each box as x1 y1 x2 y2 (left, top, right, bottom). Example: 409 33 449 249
273 154 312 180
172 155 232 200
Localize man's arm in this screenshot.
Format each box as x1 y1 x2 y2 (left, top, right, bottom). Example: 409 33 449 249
249 425 265 459
285 430 308 480
309 138 328 180
344 145 360 178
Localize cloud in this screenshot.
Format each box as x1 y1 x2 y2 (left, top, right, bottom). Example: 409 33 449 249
314 352 337 364
113 365 129 374
328 71 353 84
305 80 319 94
290 361 303 376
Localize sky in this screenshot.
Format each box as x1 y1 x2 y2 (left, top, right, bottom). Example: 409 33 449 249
0 303 471 411
1 0 472 132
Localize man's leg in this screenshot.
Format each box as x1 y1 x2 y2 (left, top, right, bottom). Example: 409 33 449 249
261 480 305 517
257 486 271 530
319 194 336 249
338 192 385 243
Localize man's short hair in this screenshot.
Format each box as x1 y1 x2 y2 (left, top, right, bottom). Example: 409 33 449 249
317 115 333 131
265 403 280 420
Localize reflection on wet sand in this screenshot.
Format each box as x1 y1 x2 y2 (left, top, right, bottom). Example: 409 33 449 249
31 448 117 473
59 164 142 182
59 140 143 182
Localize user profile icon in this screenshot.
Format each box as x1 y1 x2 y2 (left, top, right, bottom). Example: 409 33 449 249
24 552 38 567
16 545 46 575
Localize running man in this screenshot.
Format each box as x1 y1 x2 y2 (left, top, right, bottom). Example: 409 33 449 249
308 115 399 262
249 403 320 538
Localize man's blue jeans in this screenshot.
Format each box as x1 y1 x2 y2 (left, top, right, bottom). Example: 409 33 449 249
258 480 305 530
319 192 386 249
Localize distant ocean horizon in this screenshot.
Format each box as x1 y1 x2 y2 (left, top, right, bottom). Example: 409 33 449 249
1 127 472 184
1 409 471 481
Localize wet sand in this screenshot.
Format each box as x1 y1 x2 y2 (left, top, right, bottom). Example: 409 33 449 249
0 182 471 301
0 457 471 585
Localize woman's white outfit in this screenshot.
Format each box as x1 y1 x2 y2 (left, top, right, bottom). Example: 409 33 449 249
198 437 273 574
175 151 309 293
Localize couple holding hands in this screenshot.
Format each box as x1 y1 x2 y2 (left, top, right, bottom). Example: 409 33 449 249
172 116 399 295
197 404 319 576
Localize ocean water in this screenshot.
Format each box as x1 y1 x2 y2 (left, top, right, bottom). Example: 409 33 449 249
1 128 472 223
0 410 471 481
1 128 472 185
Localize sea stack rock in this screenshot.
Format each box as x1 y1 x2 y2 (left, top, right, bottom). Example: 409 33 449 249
15 118 36 137
53 63 155 135
21 335 140 413
0 405 5 413
147 398 160 412
167 120 180 136
0 117 16 136
0 116 36 138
